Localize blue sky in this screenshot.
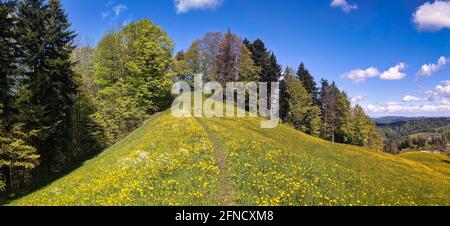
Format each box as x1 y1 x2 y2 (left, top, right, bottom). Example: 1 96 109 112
61 0 450 117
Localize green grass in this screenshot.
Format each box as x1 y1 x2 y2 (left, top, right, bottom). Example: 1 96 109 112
7 111 450 206
400 152 450 177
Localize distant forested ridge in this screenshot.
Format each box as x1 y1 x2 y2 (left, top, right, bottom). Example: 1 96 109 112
373 116 434 125
377 118 450 154
377 118 450 141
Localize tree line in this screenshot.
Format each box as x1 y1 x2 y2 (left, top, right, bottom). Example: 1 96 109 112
172 31 384 150
1 1 383 197
378 119 450 154
0 0 173 196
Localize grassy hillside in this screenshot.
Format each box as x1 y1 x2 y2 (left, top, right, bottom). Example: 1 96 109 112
8 112 450 206
400 152 450 177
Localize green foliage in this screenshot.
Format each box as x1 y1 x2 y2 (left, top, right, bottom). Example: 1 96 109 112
335 91 353 144
283 68 320 136
319 79 337 141
318 78 383 149
245 39 272 83
0 118 40 190
238 45 261 82
0 125 39 170
71 45 107 158
380 119 450 153
351 105 384 150
297 63 319 104
378 118 450 141
15 0 78 173
183 40 203 74
93 19 174 144
0 0 18 129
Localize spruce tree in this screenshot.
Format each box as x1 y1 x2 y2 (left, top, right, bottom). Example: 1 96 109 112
0 0 19 131
238 45 260 82
17 0 78 173
297 63 319 104
283 68 320 136
335 91 352 144
268 53 282 82
246 39 271 82
319 79 338 142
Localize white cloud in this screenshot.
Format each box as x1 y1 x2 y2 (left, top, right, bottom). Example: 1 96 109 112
342 63 407 83
175 0 222 14
379 63 407 80
386 102 403 112
365 82 450 116
331 0 358 13
342 67 379 83
435 80 450 97
413 0 450 31
426 80 450 100
351 95 367 103
365 101 450 115
102 3 130 24
367 104 386 114
113 4 127 16
403 95 421 102
101 12 110 19
442 98 450 105
417 56 449 77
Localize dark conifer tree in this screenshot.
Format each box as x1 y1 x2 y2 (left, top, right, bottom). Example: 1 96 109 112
279 76 290 122
267 53 282 82
0 0 18 191
0 0 19 131
319 79 338 142
246 39 271 82
18 0 78 174
297 63 319 105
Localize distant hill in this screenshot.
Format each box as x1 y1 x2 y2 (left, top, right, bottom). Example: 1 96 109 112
7 111 450 206
373 116 430 125
377 118 450 141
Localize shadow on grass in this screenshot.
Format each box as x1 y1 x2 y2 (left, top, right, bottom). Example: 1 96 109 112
0 150 103 206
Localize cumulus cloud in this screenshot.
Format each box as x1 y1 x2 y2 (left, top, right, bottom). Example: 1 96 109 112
342 63 407 83
175 0 222 14
331 0 358 13
342 67 379 83
435 80 450 97
442 98 450 105
365 101 450 115
366 81 450 116
413 0 450 31
417 56 449 78
379 63 407 80
403 95 421 102
426 81 450 100
367 104 386 114
351 95 367 104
